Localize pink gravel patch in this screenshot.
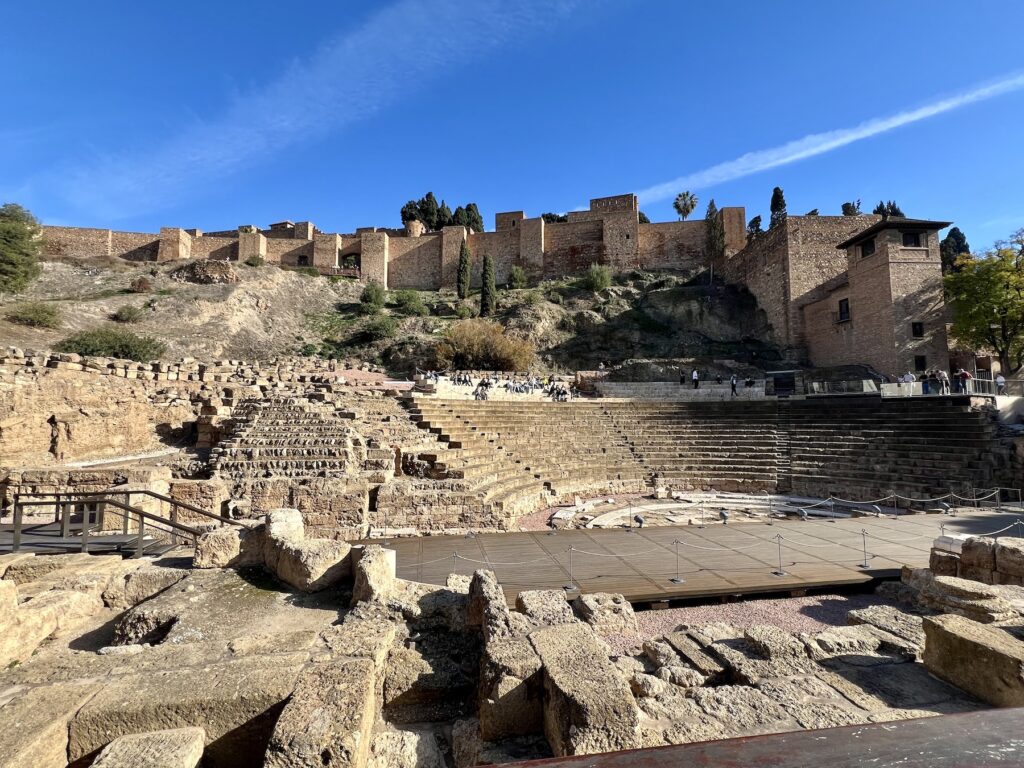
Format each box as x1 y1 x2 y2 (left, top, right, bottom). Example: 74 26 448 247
601 591 898 656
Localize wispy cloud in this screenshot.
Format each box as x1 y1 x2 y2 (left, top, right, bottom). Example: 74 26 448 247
636 71 1024 205
56 0 579 220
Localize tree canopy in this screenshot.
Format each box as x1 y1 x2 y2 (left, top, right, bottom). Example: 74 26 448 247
401 193 484 232
769 187 787 228
945 228 1024 373
541 212 568 223
841 200 862 216
872 200 906 217
746 215 764 244
673 191 698 221
0 203 42 294
940 226 970 275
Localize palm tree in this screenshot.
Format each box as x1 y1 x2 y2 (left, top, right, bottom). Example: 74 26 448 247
673 191 698 221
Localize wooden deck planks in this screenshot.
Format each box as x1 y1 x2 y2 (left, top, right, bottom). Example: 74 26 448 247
381 510 1022 602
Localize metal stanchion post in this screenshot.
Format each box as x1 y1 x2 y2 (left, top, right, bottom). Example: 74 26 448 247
382 507 389 546
859 529 869 569
627 499 634 533
772 534 786 577
670 539 684 584
699 506 706 529
564 546 577 591
829 497 836 523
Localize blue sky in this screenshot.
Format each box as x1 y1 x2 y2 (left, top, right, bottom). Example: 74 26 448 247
3 1 1023 249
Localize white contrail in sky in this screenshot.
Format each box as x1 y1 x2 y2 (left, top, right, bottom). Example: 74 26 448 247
636 71 1024 205
56 0 579 220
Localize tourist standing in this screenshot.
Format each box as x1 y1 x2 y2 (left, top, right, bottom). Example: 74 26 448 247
903 371 916 396
692 369 700 390
996 373 1007 396
730 373 738 397
938 369 951 395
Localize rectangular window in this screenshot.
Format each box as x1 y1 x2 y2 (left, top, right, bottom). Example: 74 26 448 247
861 238 876 257
911 322 924 338
914 355 927 371
902 232 922 247
837 298 850 322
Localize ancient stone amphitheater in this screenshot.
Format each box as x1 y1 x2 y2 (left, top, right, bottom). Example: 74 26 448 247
1 349 1023 767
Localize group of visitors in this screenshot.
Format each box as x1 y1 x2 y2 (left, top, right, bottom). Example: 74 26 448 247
680 369 756 397
897 368 1009 396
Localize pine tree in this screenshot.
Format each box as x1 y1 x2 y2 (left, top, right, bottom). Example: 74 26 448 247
704 200 726 261
465 203 485 234
805 208 819 216
0 203 42 295
437 200 454 229
872 200 906 217
746 215 763 243
769 187 787 228
940 226 971 274
418 192 440 231
452 206 469 229
400 200 420 224
479 254 496 317
457 240 472 300
841 200 862 216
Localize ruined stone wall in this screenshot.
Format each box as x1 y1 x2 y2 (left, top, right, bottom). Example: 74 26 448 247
385 234 442 290
42 226 113 259
888 231 950 374
638 222 706 271
541 220 603 278
719 223 792 348
190 236 238 262
360 232 388 286
265 238 314 267
468 229 518 287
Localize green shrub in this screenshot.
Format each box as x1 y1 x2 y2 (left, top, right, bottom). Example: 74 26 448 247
111 305 144 323
524 290 541 306
434 319 535 371
362 315 399 341
244 255 265 267
360 282 387 307
358 301 382 316
294 266 320 277
393 289 429 316
546 290 564 305
342 255 358 269
455 304 474 319
297 342 319 356
55 327 166 361
579 263 612 292
5 302 62 328
509 265 527 289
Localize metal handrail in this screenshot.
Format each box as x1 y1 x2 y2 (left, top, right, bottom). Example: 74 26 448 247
11 496 202 557
13 488 243 527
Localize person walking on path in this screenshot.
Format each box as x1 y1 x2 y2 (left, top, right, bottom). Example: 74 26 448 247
692 368 700 390
730 373 738 397
903 371 917 396
997 373 1007 396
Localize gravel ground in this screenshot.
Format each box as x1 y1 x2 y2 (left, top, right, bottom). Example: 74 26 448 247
602 591 898 655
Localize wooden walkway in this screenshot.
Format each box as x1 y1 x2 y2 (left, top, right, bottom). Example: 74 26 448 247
385 510 1022 602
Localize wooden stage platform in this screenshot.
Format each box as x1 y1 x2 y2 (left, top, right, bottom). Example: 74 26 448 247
384 510 1022 602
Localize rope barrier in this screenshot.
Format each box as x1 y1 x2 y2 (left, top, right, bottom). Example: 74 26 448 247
778 535 847 549
827 494 895 505
864 531 935 543
568 547 665 558
951 490 999 502
453 554 560 566
894 493 953 504
676 538 767 552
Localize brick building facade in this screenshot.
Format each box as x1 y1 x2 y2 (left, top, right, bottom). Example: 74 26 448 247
40 197 951 377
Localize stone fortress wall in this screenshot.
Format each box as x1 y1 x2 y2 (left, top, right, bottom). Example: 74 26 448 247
39 192 951 376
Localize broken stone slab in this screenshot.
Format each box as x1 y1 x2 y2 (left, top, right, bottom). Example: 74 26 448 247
1 552 98 586
515 590 576 626
685 685 797 736
265 659 375 768
929 549 959 576
528 622 641 756
383 627 479 724
902 568 1018 623
273 538 352 593
0 589 104 667
478 637 544 741
0 682 103 768
0 552 36 579
91 727 206 768
193 525 265 569
961 536 997 570
468 569 515 643
847 604 926 650
996 538 1024 578
572 592 638 635
663 632 726 682
754 677 868 730
69 657 304 765
743 625 809 660
923 613 1024 707
367 726 445 768
265 507 305 542
351 545 396 605
102 566 189 610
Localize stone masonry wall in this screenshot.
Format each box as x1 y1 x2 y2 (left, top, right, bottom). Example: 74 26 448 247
637 221 706 271
386 234 443 290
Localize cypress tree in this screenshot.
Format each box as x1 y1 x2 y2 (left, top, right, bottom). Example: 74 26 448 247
0 203 42 295
457 241 471 300
437 200 454 229
465 203 485 234
480 254 496 317
418 192 439 231
704 199 726 261
940 227 970 274
769 187 787 228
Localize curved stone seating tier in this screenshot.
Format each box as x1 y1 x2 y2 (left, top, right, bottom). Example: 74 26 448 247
405 396 1002 515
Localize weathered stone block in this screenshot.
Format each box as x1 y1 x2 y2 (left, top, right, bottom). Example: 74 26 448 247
929 548 959 576
468 569 514 643
266 507 305 542
960 536 996 570
70 658 304 766
193 526 264 569
516 590 576 626
351 546 395 605
0 683 102 768
996 538 1024 578
479 637 543 741
265 659 375 768
92 727 206 768
923 614 1024 707
528 623 641 756
573 592 638 635
274 538 352 593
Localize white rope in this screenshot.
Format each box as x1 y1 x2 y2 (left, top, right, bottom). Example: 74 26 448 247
778 535 847 549
828 494 894 505
395 554 462 568
569 547 664 559
676 538 767 552
864 531 934 543
894 493 952 503
951 490 999 502
454 554 557 566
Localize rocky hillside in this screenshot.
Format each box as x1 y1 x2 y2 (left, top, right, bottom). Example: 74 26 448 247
0 258 788 373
